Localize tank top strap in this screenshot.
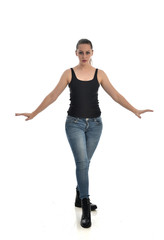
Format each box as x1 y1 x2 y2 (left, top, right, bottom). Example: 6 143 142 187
94 68 98 79
70 68 76 78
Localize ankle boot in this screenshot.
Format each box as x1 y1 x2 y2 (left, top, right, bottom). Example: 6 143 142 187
75 188 97 211
81 198 91 228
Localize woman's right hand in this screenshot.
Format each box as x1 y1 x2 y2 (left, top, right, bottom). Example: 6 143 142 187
15 112 35 121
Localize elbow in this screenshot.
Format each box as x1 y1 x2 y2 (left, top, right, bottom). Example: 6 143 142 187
112 93 121 103
49 92 58 103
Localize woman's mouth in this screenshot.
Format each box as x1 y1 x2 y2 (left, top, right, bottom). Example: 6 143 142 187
82 60 87 62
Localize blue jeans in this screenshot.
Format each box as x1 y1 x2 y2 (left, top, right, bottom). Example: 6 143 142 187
65 115 103 199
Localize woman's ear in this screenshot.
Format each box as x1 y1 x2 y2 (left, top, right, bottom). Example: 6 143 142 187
75 50 78 56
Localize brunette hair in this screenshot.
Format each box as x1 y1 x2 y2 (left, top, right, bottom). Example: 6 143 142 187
76 39 93 50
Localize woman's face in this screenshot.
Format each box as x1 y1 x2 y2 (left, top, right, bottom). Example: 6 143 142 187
76 44 93 65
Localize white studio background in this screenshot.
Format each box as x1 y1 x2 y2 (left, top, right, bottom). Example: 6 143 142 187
0 0 164 240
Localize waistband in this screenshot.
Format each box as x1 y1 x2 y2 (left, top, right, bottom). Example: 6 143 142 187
67 115 102 121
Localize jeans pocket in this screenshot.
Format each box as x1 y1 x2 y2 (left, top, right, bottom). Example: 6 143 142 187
66 116 79 123
95 116 102 125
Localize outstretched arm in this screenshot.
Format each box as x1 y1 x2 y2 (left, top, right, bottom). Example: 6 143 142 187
15 69 70 120
99 70 153 118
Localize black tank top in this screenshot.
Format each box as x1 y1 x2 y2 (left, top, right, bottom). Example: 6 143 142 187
67 68 101 118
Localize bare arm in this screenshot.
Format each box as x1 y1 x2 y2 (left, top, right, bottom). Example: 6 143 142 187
15 69 70 120
99 70 153 118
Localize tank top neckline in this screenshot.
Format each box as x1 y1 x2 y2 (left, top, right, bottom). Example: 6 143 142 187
71 68 97 82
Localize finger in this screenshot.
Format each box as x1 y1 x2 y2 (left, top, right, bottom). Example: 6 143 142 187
25 117 31 121
15 113 23 116
135 113 141 119
147 109 154 112
142 109 154 113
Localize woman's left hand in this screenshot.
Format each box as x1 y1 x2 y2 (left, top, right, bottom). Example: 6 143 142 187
134 109 154 119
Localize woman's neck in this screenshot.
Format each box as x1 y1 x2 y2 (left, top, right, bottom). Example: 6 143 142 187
77 63 93 70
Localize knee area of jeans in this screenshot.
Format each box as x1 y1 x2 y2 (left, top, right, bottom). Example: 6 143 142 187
76 164 89 171
76 161 89 169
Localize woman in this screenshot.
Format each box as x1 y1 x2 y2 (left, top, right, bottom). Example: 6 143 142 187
15 39 153 228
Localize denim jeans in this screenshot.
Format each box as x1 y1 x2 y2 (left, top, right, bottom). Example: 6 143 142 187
65 115 103 199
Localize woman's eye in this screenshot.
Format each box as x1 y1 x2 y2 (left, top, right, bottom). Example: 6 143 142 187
79 51 90 55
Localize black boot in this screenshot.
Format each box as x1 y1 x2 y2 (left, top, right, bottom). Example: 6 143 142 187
75 188 97 211
81 198 91 228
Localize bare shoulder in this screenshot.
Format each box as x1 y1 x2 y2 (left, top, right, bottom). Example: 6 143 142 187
61 68 72 84
97 69 107 84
